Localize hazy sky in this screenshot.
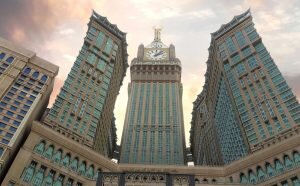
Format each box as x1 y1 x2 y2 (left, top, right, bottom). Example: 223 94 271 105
1 0 300 145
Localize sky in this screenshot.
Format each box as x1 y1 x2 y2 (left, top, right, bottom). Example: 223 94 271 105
1 0 300 145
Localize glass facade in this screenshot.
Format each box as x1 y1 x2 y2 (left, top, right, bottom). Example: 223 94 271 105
120 82 184 165
44 11 127 157
220 20 300 149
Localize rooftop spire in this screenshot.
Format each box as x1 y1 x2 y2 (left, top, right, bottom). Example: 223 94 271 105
153 27 162 41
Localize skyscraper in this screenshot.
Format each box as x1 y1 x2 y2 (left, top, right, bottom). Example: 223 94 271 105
119 29 186 165
191 9 300 165
43 11 128 157
2 11 128 185
0 37 59 177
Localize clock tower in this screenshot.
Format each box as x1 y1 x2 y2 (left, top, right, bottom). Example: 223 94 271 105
119 29 186 165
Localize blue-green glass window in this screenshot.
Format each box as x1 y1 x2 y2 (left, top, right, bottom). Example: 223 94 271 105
231 53 241 65
21 161 36 182
61 153 70 167
96 32 105 48
257 167 265 180
85 165 94 179
31 166 46 186
235 31 246 47
225 37 237 53
78 161 86 175
248 30 259 41
248 170 257 183
97 59 106 72
242 46 252 57
236 63 246 76
43 145 54 159
53 174 64 186
284 155 293 168
254 42 265 52
70 157 78 171
247 56 258 69
33 141 45 154
104 38 113 54
274 159 284 172
293 151 300 163
240 173 248 183
87 53 96 65
266 163 274 176
43 170 55 186
52 149 62 163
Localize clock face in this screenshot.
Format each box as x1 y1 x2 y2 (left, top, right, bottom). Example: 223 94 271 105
145 49 168 60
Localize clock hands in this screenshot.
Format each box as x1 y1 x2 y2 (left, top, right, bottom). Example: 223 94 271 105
153 50 163 57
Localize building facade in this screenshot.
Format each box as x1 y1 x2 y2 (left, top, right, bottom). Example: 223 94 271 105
43 11 128 157
0 37 58 177
191 9 300 166
2 11 128 185
2 9 300 186
119 29 186 165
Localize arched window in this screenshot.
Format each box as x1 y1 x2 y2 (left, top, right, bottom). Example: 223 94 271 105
21 161 36 182
212 179 216 183
240 173 248 184
23 67 31 75
41 75 48 82
194 178 199 183
78 161 86 175
266 162 275 176
32 71 40 79
66 179 74 186
43 145 54 159
6 57 14 63
70 157 78 171
53 174 64 186
31 166 46 186
293 151 300 164
61 153 70 167
248 170 257 183
283 155 293 168
52 149 62 163
85 165 94 179
274 159 284 172
94 168 102 180
257 166 265 180
33 141 46 154
0 53 5 60
42 170 55 186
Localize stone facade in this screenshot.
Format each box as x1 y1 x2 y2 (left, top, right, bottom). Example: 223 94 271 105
0 37 58 178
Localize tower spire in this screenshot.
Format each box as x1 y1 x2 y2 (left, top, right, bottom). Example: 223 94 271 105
153 27 162 41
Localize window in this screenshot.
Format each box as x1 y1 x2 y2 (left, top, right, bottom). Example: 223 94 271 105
41 75 48 82
32 71 39 78
7 111 14 116
0 122 6 128
97 59 106 72
0 53 5 60
236 63 246 76
9 127 16 132
2 139 9 144
96 32 105 48
247 56 258 69
104 38 113 54
23 67 31 74
6 57 14 63
225 37 236 53
5 133 13 139
13 120 20 126
235 31 246 47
